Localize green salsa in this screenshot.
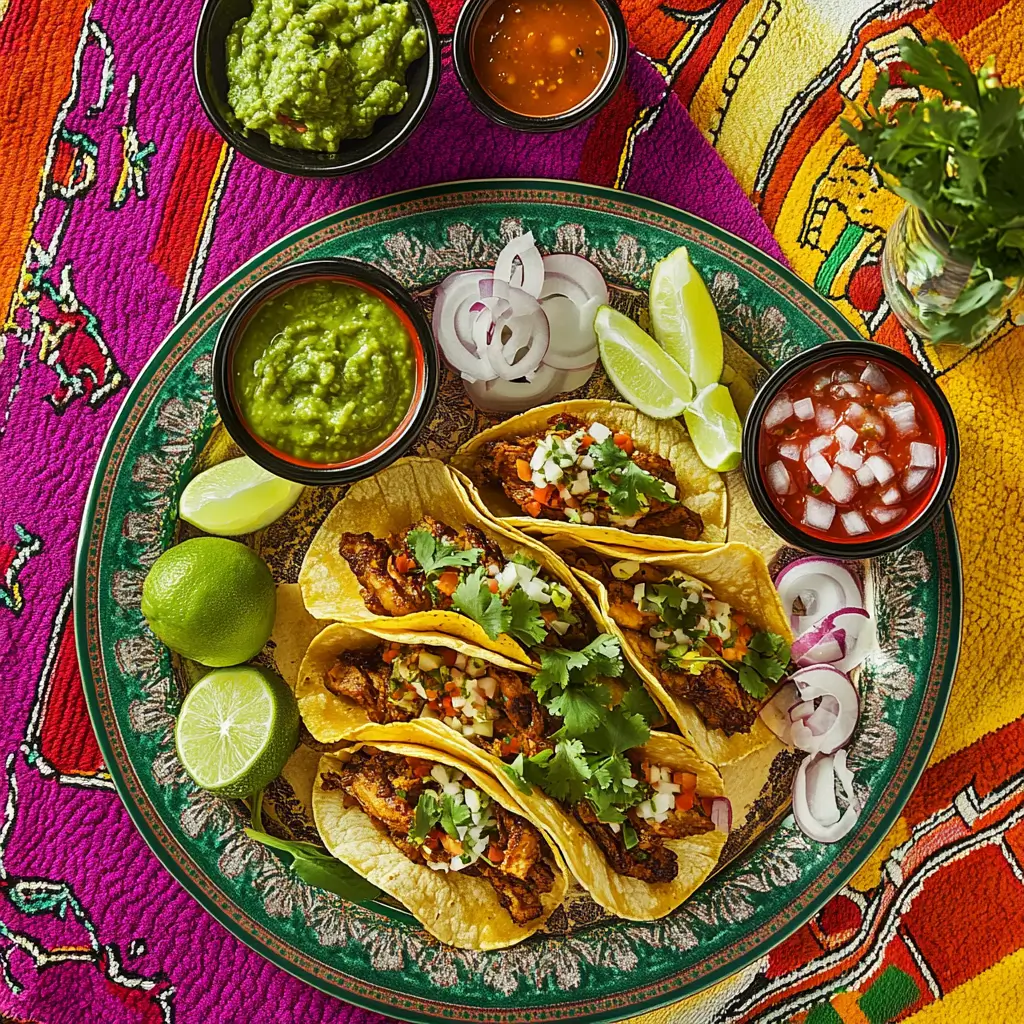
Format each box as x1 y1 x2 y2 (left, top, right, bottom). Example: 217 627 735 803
233 279 416 463
225 0 427 152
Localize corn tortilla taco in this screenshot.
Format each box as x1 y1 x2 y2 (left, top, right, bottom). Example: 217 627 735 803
451 400 726 548
298 457 602 665
544 535 794 766
313 742 569 949
297 625 727 919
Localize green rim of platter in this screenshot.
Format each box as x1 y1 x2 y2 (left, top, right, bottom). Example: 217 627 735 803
75 179 962 1024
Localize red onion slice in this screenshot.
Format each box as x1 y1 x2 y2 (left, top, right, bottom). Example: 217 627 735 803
819 608 873 672
774 557 863 636
792 752 860 843
710 797 732 833
432 270 498 381
789 665 859 755
541 253 609 306
759 680 799 744
792 623 847 666
494 232 545 298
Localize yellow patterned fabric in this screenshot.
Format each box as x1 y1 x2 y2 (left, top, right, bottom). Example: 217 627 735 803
624 1 1024 1021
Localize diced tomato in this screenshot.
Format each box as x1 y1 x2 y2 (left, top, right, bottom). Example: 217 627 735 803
442 696 456 716
442 648 458 667
516 458 532 482
382 647 399 664
613 432 634 454
487 843 504 864
541 609 558 623
705 635 722 653
436 571 460 595
394 553 415 574
675 791 695 812
673 772 698 793
732 612 746 626
738 623 754 641
425 690 438 701
423 831 441 850
488 578 500 594
411 761 432 778
533 485 554 505
700 796 714 815
503 735 521 754
580 434 594 448
524 500 543 518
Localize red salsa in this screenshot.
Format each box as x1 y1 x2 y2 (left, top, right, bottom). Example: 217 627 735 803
758 356 944 542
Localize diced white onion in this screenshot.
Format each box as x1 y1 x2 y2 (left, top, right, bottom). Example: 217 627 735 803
835 449 863 470
903 467 933 494
883 401 918 436
835 424 858 450
806 453 833 485
855 463 876 487
794 397 815 420
836 381 867 399
571 471 590 495
841 510 870 536
804 496 836 530
633 583 646 603
779 442 802 462
910 442 936 468
652 792 675 814
807 435 832 455
767 460 793 495
864 455 894 485
764 396 793 430
816 406 837 431
579 455 594 470
430 766 449 785
844 402 866 425
880 486 901 505
825 467 857 504
860 361 890 392
581 511 595 524
588 421 611 443
611 559 640 580
870 505 906 524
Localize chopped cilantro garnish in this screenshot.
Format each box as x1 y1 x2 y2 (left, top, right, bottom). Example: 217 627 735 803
440 794 472 838
505 587 549 646
451 567 506 639
406 530 482 578
622 823 639 849
408 791 441 845
738 631 791 698
588 437 676 516
808 483 824 495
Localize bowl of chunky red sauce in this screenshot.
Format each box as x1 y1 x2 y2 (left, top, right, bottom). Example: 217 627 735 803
743 341 959 558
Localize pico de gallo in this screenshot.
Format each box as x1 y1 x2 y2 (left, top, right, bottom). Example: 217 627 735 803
758 356 944 541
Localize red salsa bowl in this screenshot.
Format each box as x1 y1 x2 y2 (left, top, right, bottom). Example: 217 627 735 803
742 341 959 558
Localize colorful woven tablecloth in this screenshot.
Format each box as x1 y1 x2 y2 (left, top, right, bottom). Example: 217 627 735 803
1 1 1021 1022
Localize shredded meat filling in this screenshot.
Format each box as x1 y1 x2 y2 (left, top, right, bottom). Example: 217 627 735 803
572 800 680 883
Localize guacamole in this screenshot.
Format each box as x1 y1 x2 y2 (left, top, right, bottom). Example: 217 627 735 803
225 0 427 152
233 279 416 463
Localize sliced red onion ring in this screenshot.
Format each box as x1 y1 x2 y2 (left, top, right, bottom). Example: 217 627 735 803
804 694 840 735
792 752 860 842
792 624 847 666
820 608 873 672
494 232 544 297
710 797 732 833
539 294 598 370
774 557 863 636
789 665 858 755
541 253 609 306
759 680 799 744
433 270 497 380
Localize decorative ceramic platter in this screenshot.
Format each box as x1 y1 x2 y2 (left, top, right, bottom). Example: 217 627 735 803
75 180 961 1023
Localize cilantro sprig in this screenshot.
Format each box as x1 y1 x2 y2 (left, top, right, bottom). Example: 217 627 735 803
406 530 482 578
737 632 791 699
589 437 676 516
451 567 549 645
408 790 441 845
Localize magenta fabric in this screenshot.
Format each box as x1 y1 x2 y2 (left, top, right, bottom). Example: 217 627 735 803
0 3 779 1021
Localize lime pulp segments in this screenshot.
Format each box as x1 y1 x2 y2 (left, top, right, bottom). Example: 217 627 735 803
649 246 724 390
174 666 299 798
682 383 743 472
595 305 694 418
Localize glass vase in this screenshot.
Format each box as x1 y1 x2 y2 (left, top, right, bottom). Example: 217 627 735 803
880 205 1022 348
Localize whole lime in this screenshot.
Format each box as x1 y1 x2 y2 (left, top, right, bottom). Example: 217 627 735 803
142 537 276 667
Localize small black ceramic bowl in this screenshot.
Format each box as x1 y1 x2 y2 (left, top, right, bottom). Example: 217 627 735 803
213 259 439 485
742 340 959 559
452 0 628 132
194 0 440 176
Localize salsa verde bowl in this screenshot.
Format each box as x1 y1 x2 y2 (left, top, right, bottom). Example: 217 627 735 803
193 0 441 176
213 257 439 485
742 339 960 560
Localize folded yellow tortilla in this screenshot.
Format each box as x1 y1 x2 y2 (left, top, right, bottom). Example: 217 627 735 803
312 742 569 949
450 400 726 548
298 625 727 920
543 534 793 766
297 456 601 665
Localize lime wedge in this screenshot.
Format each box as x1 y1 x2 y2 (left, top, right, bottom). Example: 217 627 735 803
175 666 299 798
683 383 743 472
595 305 694 418
649 246 724 390
179 456 304 536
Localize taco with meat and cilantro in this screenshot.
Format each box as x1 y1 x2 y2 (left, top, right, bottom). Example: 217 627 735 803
544 535 794 766
298 457 601 665
296 625 727 919
312 741 569 949
451 400 726 548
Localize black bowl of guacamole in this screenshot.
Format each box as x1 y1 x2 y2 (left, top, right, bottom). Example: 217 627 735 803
194 0 440 176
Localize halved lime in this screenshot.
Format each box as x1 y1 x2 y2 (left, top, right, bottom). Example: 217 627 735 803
595 305 694 418
683 383 743 472
649 246 723 390
179 456 304 536
175 666 299 798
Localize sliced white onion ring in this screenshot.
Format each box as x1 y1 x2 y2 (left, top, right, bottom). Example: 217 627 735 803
433 270 497 380
774 557 863 636
539 294 599 370
464 364 563 412
494 232 544 297
789 665 859 755
820 608 873 673
541 253 609 306
792 751 861 843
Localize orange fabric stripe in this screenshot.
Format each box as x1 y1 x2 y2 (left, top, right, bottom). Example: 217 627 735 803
0 0 92 322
